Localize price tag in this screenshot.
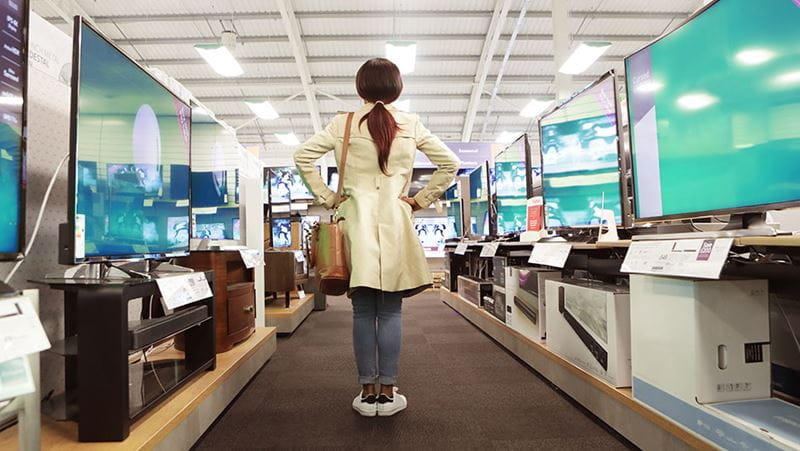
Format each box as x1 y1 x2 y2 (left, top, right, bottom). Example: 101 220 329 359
298 290 306 298
294 250 306 262
0 357 35 402
454 243 469 255
480 242 500 258
622 238 733 279
156 272 214 310
0 297 51 364
528 243 572 268
239 249 264 269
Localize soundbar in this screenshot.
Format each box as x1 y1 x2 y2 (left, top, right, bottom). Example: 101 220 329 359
128 305 210 350
558 286 608 371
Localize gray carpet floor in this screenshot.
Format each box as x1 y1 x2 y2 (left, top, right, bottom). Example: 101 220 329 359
194 291 633 450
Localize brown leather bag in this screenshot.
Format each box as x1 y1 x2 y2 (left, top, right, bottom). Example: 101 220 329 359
310 112 354 296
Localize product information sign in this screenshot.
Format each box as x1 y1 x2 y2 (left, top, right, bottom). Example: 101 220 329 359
454 242 469 255
480 242 500 258
0 297 51 364
156 272 214 310
528 243 572 268
621 238 733 279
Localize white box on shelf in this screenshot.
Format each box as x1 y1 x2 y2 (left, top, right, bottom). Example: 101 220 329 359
505 266 560 343
630 275 771 405
545 279 631 388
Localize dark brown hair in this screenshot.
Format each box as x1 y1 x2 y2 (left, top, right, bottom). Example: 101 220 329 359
356 58 403 175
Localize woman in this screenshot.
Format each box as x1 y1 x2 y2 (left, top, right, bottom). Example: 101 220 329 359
294 58 459 417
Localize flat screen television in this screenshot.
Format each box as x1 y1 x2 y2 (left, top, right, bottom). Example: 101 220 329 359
468 161 494 238
494 135 529 235
271 218 292 248
444 182 463 239
270 166 316 203
67 18 191 263
414 217 449 258
539 71 627 229
625 0 800 222
232 218 240 241
191 171 227 208
194 223 225 240
408 168 436 197
193 206 238 240
300 215 319 248
0 0 29 262
327 167 339 191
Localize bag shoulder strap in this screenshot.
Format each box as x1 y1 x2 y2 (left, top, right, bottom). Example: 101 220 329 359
335 112 355 205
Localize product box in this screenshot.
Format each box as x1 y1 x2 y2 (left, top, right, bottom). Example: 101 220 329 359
630 275 770 405
545 279 631 387
457 275 493 307
771 292 800 400
483 286 506 322
442 270 451 292
491 255 530 287
445 252 470 291
505 266 560 343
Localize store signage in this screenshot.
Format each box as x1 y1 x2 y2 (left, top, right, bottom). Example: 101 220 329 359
0 297 50 363
480 242 500 258
156 272 214 310
415 142 497 169
454 243 469 255
528 243 572 268
621 238 733 279
239 249 264 269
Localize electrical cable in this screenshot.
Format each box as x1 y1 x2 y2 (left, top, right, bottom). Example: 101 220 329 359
143 347 167 395
3 152 70 285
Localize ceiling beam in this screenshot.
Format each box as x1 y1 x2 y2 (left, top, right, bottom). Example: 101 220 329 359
39 0 94 27
112 33 660 46
275 0 322 133
42 9 689 23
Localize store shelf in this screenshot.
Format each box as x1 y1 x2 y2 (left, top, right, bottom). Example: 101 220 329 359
734 236 800 248
439 287 714 451
0 327 277 451
265 293 314 334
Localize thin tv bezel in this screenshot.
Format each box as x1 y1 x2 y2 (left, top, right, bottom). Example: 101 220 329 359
0 0 29 262
67 17 192 263
444 181 464 239
494 134 530 236
467 161 494 239
623 0 800 223
537 70 630 230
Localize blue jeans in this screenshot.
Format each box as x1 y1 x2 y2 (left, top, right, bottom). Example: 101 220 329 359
351 289 403 385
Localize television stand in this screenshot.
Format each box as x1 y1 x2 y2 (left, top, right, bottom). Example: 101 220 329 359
633 213 780 241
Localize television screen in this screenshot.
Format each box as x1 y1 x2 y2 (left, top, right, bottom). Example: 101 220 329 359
327 167 339 192
300 215 319 247
191 171 227 207
70 19 191 262
193 206 238 240
495 136 528 235
194 223 225 240
414 217 449 258
626 0 800 221
0 0 28 261
539 72 623 228
170 164 190 200
408 168 436 197
270 166 317 203
468 162 492 237
444 182 463 239
271 218 292 248
232 218 240 241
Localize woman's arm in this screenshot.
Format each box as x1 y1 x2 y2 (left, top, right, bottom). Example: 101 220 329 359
412 118 461 209
294 119 339 209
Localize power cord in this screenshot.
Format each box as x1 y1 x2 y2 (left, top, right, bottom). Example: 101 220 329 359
3 153 70 285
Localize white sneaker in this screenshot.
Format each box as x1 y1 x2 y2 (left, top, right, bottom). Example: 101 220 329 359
376 387 407 417
352 391 377 417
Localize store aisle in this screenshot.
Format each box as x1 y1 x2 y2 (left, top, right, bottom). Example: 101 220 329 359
194 291 632 450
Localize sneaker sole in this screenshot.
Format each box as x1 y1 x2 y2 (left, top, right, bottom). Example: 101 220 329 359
377 404 406 417
353 404 377 417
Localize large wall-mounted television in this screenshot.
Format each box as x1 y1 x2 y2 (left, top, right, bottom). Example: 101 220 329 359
468 161 494 238
625 0 800 223
0 0 29 263
494 135 529 235
539 71 627 230
67 18 192 263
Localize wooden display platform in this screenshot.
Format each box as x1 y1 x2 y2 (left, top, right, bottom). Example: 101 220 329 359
440 288 713 451
0 328 277 451
265 293 314 334
734 235 800 247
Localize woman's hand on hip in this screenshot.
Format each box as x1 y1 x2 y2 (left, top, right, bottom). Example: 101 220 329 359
401 196 422 212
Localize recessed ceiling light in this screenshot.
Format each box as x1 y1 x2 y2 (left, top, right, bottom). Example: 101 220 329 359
735 48 775 66
676 92 717 111
274 132 300 146
194 44 244 77
520 99 553 118
559 42 611 75
246 100 280 120
495 131 521 144
385 41 417 75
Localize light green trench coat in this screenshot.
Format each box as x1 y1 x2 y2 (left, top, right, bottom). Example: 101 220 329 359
294 102 460 297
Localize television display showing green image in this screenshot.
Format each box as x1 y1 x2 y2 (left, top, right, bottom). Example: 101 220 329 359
495 136 528 235
444 182 463 238
540 73 623 228
71 20 191 262
468 162 491 237
626 0 800 220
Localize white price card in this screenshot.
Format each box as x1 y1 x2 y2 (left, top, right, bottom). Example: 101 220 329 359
454 243 469 255
0 297 51 364
239 249 264 269
621 238 733 279
528 243 572 268
293 250 306 263
0 357 35 402
156 272 214 310
480 242 500 258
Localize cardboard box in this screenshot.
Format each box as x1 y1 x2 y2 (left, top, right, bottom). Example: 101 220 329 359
483 285 506 322
546 279 631 387
771 292 800 400
457 275 492 307
491 255 529 287
505 267 560 343
630 275 770 405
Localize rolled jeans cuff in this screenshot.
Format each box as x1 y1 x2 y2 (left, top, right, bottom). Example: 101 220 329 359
358 375 378 385
379 375 397 385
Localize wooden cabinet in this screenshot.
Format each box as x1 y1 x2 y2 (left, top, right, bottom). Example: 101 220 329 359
176 251 255 353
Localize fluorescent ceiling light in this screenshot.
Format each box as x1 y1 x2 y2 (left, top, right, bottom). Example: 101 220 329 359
775 71 800 86
385 41 417 75
495 131 521 144
519 99 553 118
635 81 664 93
246 100 280 120
676 92 717 111
194 44 244 77
0 96 23 106
192 106 210 116
735 48 775 66
394 99 411 112
275 132 300 146
558 42 611 75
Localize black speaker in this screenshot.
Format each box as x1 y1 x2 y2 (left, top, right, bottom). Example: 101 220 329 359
58 222 74 265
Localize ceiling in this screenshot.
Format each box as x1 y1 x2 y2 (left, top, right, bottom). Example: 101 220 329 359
33 0 704 161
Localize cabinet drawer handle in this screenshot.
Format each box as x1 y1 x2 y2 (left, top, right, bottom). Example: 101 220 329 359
244 305 254 314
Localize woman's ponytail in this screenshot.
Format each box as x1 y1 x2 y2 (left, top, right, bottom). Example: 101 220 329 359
359 102 398 175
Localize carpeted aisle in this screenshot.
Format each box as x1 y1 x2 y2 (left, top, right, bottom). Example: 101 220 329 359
194 290 633 450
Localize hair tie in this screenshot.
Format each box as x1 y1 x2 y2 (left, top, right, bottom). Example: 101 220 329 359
375 100 385 105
